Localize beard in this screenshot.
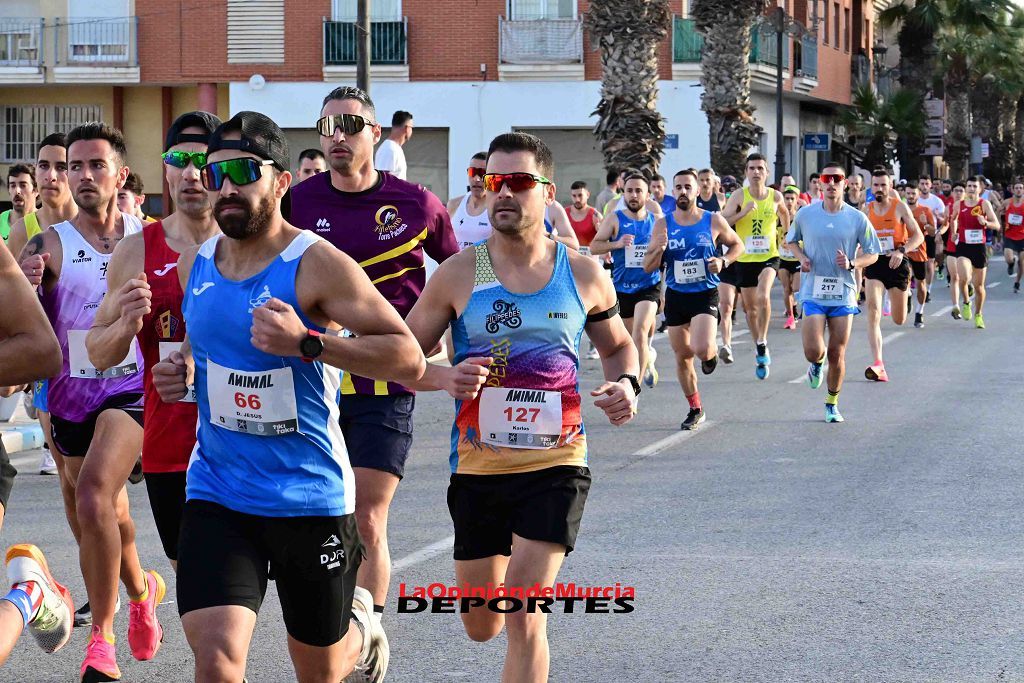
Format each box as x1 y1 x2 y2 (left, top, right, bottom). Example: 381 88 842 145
74 186 109 212
176 191 211 219
676 196 691 211
215 191 275 240
489 200 528 235
626 199 642 212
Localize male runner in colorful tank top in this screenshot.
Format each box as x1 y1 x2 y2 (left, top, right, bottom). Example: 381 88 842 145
86 111 222 571
952 176 1000 328
447 151 493 250
904 183 935 327
151 111 423 683
861 167 923 382
785 163 881 423
18 123 161 683
404 131 639 683
644 168 743 430
591 171 662 388
289 87 459 625
722 153 790 380
1001 180 1024 292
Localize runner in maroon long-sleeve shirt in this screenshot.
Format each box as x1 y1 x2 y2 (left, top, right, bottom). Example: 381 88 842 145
289 86 458 625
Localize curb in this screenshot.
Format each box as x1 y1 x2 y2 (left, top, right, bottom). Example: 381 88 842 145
1 424 45 455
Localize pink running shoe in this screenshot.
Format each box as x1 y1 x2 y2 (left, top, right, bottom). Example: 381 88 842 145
784 314 796 330
127 570 165 661
81 626 120 682
864 363 889 382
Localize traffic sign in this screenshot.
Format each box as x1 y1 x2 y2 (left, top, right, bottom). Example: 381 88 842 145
665 134 679 150
803 133 830 151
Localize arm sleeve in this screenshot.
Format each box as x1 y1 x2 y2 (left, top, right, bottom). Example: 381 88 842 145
374 142 397 172
421 189 460 264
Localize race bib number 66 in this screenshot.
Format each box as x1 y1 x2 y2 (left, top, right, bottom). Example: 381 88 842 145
207 360 298 436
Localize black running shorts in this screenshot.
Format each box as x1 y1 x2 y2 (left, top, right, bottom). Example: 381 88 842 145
615 285 661 320
144 471 186 560
664 287 720 327
778 259 801 274
737 258 780 289
957 244 988 270
50 393 143 458
338 393 415 479
176 500 362 647
448 466 591 561
1005 237 1024 253
924 235 937 259
718 259 740 287
864 257 912 292
909 259 927 282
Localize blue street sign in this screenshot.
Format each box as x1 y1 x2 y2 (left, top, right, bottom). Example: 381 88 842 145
803 133 830 151
665 134 679 150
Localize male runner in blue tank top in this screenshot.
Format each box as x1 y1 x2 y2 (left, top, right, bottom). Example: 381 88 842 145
590 171 661 388
785 162 881 423
403 132 639 683
151 112 424 683
644 168 744 430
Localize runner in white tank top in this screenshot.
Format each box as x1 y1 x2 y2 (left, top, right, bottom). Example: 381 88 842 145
447 153 492 250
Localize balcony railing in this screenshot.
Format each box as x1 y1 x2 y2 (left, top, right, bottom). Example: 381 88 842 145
0 17 43 66
323 18 408 66
796 35 818 78
54 16 138 66
672 17 789 69
498 18 583 65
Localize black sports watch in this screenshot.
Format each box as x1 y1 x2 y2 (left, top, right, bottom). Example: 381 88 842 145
617 373 642 396
300 329 324 362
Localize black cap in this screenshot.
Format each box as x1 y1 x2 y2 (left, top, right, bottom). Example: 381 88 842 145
207 111 289 172
164 111 222 152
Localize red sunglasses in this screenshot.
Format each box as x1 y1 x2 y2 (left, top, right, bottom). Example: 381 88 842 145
482 172 551 193
467 166 485 180
820 173 846 185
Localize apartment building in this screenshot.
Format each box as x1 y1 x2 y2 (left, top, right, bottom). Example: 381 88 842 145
1 0 873 214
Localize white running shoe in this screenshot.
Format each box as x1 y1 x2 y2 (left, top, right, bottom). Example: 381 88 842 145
586 345 600 360
5 544 73 654
344 586 389 682
39 448 57 476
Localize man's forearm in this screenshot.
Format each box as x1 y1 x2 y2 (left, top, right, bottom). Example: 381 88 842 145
0 332 61 385
599 340 639 383
320 333 425 385
402 363 453 393
86 320 136 371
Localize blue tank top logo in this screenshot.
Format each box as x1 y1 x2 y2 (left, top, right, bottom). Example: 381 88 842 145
485 300 523 332
248 285 272 312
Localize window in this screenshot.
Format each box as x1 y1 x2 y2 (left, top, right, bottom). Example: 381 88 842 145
833 2 840 50
227 0 284 64
1 105 102 163
509 0 575 20
66 0 130 63
823 0 829 45
332 0 401 20
844 8 850 52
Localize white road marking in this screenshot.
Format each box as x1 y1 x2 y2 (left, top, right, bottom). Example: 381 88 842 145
931 305 954 318
631 421 715 457
987 280 1002 289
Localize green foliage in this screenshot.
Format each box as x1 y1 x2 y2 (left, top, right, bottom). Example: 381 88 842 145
840 85 927 168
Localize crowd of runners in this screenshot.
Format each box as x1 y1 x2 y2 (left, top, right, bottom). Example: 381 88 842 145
0 84 1015 682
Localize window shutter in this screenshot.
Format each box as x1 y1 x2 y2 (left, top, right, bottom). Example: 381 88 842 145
227 0 285 64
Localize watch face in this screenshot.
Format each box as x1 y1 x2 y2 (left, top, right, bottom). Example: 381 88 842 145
301 334 324 358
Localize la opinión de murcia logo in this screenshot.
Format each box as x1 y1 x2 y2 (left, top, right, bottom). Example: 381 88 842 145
396 582 635 614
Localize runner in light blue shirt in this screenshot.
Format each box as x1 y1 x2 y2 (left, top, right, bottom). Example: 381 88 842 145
784 163 881 423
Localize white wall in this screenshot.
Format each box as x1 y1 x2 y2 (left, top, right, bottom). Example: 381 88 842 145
230 79 708 201
750 91 802 180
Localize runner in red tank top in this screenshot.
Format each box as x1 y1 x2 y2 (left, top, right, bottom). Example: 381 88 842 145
1001 180 1024 292
950 176 1000 328
566 181 602 254
85 111 221 565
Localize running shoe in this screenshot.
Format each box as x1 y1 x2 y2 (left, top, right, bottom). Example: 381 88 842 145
718 345 734 364
1015 282 1020 294
975 314 985 329
127 570 165 661
5 544 73 654
882 298 891 317
700 355 718 375
961 303 971 321
75 596 121 628
864 363 889 382
925 291 932 303
951 307 962 321
81 626 120 683
914 313 924 329
1009 260 1016 276
345 586 389 683
806 361 824 389
681 407 705 431
643 362 659 388
755 362 769 380
783 314 795 330
586 345 600 360
39 447 57 475
968 283 975 297
825 404 845 423
755 343 770 380
127 458 144 485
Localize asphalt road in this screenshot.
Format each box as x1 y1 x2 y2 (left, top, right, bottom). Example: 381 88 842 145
2 273 1023 682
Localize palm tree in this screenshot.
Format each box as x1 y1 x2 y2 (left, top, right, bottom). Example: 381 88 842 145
970 11 1024 181
840 85 927 170
879 0 1013 177
584 0 673 176
690 0 765 177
